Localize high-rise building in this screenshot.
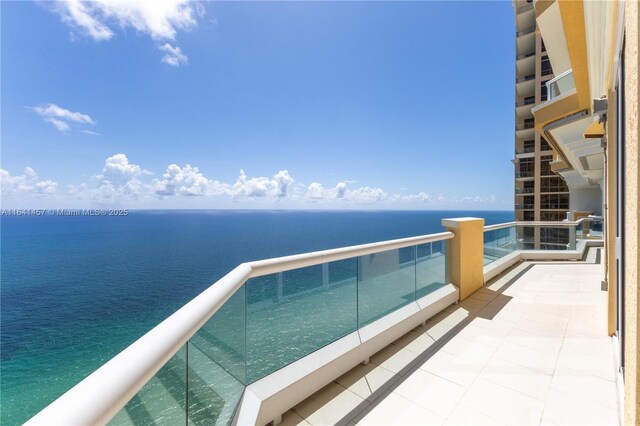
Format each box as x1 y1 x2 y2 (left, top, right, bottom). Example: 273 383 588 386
514 0 572 249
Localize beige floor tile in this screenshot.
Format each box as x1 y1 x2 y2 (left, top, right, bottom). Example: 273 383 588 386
555 346 616 381
356 392 445 426
419 350 484 388
281 410 311 426
512 317 566 337
428 306 472 327
393 369 465 418
335 362 399 401
294 382 367 426
550 366 618 410
444 404 503 425
440 335 496 365
504 328 564 355
455 323 506 348
541 389 619 426
392 330 438 355
492 341 559 375
565 319 608 338
425 318 463 341
479 356 552 402
458 378 544 425
370 344 421 375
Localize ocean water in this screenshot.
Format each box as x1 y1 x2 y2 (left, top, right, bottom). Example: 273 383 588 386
0 210 513 424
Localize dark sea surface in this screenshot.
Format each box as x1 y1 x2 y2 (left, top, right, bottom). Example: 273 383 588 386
0 209 513 424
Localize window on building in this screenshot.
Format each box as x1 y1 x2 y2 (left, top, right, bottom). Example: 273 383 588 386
524 140 535 153
541 56 553 76
541 194 569 209
541 176 569 193
540 137 552 152
517 157 535 178
540 155 555 176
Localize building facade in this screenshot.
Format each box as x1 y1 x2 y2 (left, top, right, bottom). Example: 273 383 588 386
514 0 573 250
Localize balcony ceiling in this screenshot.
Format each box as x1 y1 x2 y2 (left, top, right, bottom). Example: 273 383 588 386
548 115 604 189
516 103 534 118
516 54 536 76
516 79 535 97
516 6 535 29
516 31 536 56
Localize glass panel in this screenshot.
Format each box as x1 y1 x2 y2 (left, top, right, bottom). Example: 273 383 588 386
358 247 416 327
416 242 446 299
109 345 186 426
246 259 358 383
483 227 517 265
577 219 604 240
187 285 245 425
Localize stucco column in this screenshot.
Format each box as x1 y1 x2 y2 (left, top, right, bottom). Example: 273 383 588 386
441 217 485 301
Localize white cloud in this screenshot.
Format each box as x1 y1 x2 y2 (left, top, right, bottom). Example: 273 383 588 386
98 154 142 185
1 167 58 195
395 192 430 202
32 103 95 133
307 182 347 200
155 164 211 196
159 43 188 66
230 169 295 199
1 154 506 209
50 0 203 65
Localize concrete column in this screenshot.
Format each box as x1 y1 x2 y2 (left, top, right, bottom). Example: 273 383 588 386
441 217 485 301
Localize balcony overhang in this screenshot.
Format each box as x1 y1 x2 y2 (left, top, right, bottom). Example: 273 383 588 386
540 112 604 189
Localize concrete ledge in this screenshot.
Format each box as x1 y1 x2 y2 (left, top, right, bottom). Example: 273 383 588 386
236 284 459 426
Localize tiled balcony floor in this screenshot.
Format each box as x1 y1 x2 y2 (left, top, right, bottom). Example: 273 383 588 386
280 255 620 426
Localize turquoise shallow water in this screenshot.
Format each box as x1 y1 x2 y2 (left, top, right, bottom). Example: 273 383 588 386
0 210 512 424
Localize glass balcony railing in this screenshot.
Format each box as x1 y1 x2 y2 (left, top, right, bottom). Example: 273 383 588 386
516 122 535 131
515 171 535 178
515 187 535 194
516 74 535 83
515 98 536 107
34 232 451 426
483 218 604 266
515 203 535 210
516 27 535 37
113 239 450 424
516 51 535 61
546 69 575 100
515 146 535 154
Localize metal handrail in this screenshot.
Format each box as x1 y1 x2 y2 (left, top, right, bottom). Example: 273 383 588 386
27 230 454 425
483 218 589 232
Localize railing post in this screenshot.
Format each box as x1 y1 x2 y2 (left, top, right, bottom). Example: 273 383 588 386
441 218 485 301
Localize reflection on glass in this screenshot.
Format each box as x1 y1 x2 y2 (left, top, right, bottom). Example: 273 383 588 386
358 247 416 327
416 242 447 299
109 346 186 426
246 259 358 382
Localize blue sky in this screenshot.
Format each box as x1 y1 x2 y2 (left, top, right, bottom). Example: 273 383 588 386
1 1 515 210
